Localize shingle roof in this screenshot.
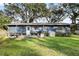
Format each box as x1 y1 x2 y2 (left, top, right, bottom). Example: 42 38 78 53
7 23 70 26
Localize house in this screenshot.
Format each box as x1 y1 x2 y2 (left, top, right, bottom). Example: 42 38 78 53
7 23 71 38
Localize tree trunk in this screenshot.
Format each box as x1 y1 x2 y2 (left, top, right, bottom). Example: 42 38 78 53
46 17 50 23
27 18 30 23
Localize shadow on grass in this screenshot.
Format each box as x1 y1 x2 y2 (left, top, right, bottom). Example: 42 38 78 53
0 37 79 56
31 37 79 56
0 38 42 56
0 43 42 56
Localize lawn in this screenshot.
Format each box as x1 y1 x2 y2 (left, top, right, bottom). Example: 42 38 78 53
0 36 79 56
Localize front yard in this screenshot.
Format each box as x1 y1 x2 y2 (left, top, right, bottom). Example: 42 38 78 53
0 35 79 56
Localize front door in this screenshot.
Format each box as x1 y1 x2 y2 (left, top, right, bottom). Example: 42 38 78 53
26 26 31 36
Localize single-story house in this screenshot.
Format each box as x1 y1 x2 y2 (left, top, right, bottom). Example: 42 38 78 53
7 23 71 38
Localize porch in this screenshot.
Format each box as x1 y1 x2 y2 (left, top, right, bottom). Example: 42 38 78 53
7 23 71 38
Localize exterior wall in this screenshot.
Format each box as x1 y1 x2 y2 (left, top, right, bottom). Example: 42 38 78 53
8 25 71 37
8 26 26 37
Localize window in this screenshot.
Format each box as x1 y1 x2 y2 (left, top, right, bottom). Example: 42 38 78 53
8 26 16 33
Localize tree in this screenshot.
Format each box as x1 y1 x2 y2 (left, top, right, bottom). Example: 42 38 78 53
0 10 11 29
4 3 48 23
4 3 24 22
62 3 79 33
48 3 65 23
48 3 79 33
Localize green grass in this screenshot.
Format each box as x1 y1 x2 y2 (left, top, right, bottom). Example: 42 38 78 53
0 36 79 56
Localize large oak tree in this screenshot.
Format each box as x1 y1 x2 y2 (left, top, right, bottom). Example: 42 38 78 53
4 3 48 23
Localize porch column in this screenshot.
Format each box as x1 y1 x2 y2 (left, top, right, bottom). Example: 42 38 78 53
26 26 27 36
15 25 17 37
40 25 45 38
7 26 10 37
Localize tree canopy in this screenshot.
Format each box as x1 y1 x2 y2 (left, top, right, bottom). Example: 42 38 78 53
4 3 48 23
62 3 79 33
48 3 79 33
0 10 11 29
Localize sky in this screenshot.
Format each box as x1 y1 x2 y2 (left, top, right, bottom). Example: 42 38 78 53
0 3 4 10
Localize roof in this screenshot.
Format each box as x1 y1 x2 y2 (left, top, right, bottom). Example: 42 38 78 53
7 23 70 26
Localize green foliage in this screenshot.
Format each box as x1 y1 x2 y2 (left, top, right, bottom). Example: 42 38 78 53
0 13 11 29
4 3 49 23
26 3 49 22
50 3 79 33
4 3 21 13
65 4 79 33
26 3 47 16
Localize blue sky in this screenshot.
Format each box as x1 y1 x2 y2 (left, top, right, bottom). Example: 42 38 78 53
0 3 4 10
